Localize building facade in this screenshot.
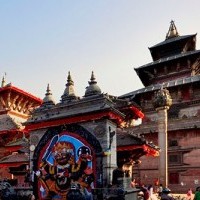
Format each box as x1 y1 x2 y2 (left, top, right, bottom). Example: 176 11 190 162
121 21 200 192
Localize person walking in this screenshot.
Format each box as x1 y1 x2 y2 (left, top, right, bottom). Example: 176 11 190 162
141 185 150 200
148 185 158 200
158 184 163 197
160 188 174 200
194 187 200 200
186 188 192 200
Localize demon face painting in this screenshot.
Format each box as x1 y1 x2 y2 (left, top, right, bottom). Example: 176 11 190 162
35 133 94 200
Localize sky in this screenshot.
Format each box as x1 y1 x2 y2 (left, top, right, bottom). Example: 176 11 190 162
1 0 200 103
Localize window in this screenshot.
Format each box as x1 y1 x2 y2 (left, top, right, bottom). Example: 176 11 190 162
169 140 178 147
169 154 182 165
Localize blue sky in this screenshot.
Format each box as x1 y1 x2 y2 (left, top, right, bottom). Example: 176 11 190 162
1 1 200 102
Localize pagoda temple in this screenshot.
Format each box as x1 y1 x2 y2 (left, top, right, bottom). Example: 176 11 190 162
121 21 200 192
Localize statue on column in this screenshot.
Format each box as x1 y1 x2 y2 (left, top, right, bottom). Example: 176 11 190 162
153 87 172 109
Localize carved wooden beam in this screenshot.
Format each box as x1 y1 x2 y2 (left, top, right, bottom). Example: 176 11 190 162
23 102 34 114
10 95 19 110
0 96 6 108
16 96 24 112
20 100 29 113
6 91 11 108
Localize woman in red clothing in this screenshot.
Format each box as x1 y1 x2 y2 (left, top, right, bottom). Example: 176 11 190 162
186 188 193 200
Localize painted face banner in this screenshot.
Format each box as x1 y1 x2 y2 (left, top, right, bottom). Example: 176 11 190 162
36 132 95 200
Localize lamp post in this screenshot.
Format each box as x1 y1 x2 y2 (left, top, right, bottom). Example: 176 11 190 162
153 87 172 187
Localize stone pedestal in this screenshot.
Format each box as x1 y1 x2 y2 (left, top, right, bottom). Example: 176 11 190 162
120 177 140 200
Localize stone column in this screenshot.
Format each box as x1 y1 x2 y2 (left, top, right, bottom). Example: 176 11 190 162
153 88 172 187
103 122 117 185
93 120 117 186
157 107 169 187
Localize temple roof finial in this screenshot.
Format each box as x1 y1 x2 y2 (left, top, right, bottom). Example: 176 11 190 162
46 83 50 94
91 71 96 82
166 20 179 40
85 71 101 97
1 73 6 87
42 83 55 106
61 71 79 103
67 71 74 86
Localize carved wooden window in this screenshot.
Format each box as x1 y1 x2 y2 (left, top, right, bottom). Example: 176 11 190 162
169 140 178 147
168 154 182 165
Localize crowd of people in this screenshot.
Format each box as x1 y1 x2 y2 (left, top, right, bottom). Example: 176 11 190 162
132 179 200 200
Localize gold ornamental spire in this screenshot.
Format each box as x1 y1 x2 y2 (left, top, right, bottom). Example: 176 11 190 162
42 83 55 106
84 71 101 97
61 71 78 102
1 73 6 87
166 20 179 40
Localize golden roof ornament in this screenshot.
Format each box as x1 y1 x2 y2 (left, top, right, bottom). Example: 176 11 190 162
90 71 96 82
61 71 79 102
46 83 51 95
85 71 102 97
166 20 179 40
67 71 74 86
1 75 6 87
42 83 55 106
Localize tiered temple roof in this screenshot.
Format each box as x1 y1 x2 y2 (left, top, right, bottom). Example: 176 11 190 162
0 76 42 168
135 21 200 87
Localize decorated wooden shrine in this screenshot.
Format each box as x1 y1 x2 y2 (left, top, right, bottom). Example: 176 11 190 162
0 76 42 188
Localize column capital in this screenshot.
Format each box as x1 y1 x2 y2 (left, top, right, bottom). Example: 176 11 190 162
153 88 172 110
